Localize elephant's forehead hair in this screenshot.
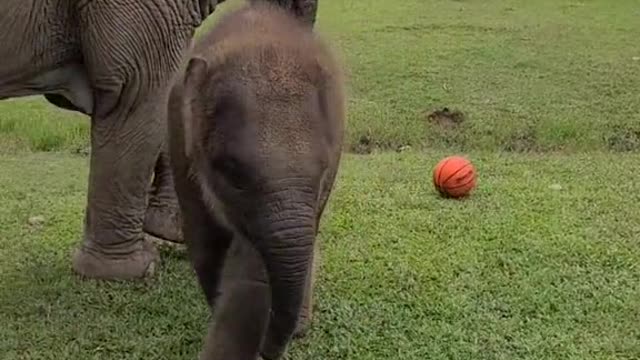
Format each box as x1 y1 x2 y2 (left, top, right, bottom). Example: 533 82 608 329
199 32 330 89
193 1 339 91
193 2 345 165
254 106 314 157
198 36 338 149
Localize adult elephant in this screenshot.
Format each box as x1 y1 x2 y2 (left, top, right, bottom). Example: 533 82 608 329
0 0 318 281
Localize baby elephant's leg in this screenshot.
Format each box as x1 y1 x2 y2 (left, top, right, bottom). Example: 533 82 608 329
199 237 271 360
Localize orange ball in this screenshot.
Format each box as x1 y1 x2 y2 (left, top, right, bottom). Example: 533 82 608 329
432 155 477 198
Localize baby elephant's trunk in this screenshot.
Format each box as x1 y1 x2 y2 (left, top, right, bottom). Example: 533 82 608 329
250 185 317 359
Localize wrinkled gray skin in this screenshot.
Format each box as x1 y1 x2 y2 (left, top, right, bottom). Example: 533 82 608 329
144 0 320 247
0 0 317 281
144 0 319 247
167 3 345 359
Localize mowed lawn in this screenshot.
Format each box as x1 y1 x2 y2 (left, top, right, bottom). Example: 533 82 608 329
1 0 639 153
1 0 640 359
1 152 639 359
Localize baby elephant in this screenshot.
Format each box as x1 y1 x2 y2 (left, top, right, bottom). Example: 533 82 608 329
166 3 346 360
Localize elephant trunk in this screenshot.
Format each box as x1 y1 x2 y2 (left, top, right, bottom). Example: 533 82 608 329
250 186 317 359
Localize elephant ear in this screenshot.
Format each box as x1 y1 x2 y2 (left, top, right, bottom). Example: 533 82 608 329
182 56 209 158
293 0 318 26
184 56 209 89
198 0 220 22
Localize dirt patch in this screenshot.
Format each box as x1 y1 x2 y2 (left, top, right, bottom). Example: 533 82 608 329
375 23 510 35
425 107 466 129
605 126 640 152
72 145 91 156
350 134 374 154
502 128 539 152
423 107 468 149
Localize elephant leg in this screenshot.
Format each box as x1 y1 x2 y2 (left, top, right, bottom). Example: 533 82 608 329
183 197 235 307
72 97 162 280
200 280 270 360
69 0 196 280
200 237 271 360
144 145 183 244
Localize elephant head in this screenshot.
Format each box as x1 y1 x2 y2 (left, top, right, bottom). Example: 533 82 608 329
167 3 345 359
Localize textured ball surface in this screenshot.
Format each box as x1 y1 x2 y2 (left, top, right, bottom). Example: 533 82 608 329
433 155 477 198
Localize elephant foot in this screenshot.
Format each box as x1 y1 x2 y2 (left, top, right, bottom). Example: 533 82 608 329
293 314 311 338
143 205 183 244
72 238 159 280
146 233 187 252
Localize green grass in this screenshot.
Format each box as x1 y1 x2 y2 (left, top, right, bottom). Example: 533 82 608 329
1 151 639 359
1 0 640 153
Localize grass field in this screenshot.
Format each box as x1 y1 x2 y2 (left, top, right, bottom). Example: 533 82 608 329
1 0 640 359
1 0 639 153
1 152 639 359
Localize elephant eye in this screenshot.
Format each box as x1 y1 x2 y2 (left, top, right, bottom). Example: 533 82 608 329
210 156 248 190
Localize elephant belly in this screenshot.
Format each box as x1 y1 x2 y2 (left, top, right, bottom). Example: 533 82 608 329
0 63 94 114
0 0 87 107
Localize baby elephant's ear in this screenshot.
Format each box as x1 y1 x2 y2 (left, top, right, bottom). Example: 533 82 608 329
184 56 209 89
196 0 218 24
181 56 208 158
